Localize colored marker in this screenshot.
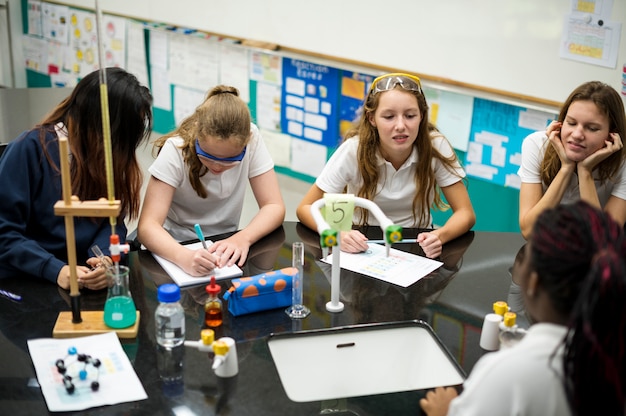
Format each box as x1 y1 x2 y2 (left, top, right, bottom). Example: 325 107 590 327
367 239 417 245
0 289 22 302
194 224 208 250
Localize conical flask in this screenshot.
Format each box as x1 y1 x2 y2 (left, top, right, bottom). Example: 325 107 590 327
103 265 137 328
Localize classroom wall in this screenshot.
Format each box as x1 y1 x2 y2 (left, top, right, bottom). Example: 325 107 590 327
13 1 626 233
46 0 626 105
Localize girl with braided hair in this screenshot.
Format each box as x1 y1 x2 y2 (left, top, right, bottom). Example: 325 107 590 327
420 200 626 415
137 85 285 277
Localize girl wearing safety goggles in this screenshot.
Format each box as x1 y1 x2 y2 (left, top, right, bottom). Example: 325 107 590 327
297 73 475 259
138 85 285 276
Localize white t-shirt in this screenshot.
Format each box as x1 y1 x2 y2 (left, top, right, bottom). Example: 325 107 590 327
449 323 570 416
148 124 274 241
517 131 626 204
315 134 465 227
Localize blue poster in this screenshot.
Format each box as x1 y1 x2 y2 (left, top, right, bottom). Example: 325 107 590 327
464 98 555 189
339 71 375 140
280 58 341 148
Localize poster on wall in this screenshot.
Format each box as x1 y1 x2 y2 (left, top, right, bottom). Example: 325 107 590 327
250 51 282 132
41 2 69 45
68 9 126 80
339 71 375 140
280 58 341 149
464 98 556 189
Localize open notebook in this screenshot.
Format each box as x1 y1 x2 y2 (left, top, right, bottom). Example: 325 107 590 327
152 241 243 287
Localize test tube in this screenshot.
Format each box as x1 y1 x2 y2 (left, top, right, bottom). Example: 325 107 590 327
90 245 113 270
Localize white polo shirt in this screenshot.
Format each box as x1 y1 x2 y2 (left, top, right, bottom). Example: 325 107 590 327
448 323 570 415
315 134 465 227
517 131 626 204
148 123 274 241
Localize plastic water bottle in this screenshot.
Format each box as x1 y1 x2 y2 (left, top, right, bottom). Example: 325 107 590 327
155 284 185 347
155 284 185 390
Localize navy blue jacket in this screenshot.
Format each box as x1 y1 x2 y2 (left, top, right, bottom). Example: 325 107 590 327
0 129 126 283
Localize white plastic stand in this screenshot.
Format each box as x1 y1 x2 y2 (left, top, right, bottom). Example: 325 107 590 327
310 196 401 313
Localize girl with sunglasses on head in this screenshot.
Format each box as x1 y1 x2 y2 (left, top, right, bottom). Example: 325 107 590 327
0 68 153 290
518 81 626 239
296 73 475 258
420 200 626 415
137 85 285 276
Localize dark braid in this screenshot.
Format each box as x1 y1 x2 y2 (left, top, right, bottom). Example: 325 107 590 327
531 201 626 416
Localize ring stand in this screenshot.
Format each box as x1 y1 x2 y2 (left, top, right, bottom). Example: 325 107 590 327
51 138 141 339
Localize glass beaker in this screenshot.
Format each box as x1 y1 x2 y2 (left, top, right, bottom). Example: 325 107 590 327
103 265 137 328
285 241 310 319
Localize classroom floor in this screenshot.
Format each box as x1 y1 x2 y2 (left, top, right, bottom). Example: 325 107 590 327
128 134 308 234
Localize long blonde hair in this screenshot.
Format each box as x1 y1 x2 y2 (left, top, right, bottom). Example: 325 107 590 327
153 85 251 197
345 84 463 226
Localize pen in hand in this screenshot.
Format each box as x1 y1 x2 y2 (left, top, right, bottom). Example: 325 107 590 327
194 224 208 250
194 223 221 270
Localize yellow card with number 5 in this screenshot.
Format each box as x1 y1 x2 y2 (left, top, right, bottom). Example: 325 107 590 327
323 193 355 231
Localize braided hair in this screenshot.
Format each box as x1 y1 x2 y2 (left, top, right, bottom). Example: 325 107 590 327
530 201 626 415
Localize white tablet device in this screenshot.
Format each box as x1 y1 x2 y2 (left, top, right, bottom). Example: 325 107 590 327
267 320 465 402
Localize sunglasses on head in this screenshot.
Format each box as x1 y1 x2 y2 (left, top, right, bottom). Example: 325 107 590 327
369 73 422 95
195 138 246 166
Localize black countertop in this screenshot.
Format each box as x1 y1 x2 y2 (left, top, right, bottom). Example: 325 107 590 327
0 222 526 415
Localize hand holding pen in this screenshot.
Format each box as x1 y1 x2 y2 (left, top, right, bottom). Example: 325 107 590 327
189 224 221 276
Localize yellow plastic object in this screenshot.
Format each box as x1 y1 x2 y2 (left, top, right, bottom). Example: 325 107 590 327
201 329 215 345
493 301 508 316
213 340 230 356
502 311 517 328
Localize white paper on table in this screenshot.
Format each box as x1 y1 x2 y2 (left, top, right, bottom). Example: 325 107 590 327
152 241 243 287
321 243 443 288
27 332 147 412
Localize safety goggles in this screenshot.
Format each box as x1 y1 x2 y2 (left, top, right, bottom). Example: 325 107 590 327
369 73 422 95
195 138 246 166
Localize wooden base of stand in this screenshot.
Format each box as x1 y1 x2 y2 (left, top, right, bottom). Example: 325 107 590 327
52 311 140 339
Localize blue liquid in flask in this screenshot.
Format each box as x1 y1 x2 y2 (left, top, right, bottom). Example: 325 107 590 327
104 296 137 328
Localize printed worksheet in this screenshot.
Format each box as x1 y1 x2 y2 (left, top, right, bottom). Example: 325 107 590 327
27 332 146 412
322 243 443 287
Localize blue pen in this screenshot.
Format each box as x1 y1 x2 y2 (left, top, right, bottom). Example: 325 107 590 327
367 239 416 244
194 224 208 249
0 289 22 302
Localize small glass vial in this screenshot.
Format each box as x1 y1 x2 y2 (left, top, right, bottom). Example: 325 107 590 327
204 276 223 328
499 311 525 349
155 284 185 348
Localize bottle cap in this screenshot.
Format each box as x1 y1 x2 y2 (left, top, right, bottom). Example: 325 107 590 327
213 340 229 356
206 276 221 295
493 301 508 316
157 283 181 303
503 311 517 327
201 329 215 345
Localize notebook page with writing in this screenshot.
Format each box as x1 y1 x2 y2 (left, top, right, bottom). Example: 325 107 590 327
151 241 243 287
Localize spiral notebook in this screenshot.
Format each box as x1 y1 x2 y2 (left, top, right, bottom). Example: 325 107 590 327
151 241 243 287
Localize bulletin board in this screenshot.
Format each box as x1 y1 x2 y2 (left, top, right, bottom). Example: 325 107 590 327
40 0 626 106
20 0 626 233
